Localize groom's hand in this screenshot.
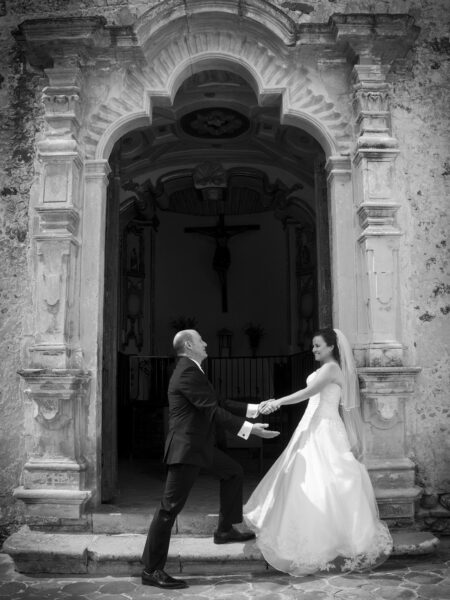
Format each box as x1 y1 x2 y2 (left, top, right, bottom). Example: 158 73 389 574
251 423 280 439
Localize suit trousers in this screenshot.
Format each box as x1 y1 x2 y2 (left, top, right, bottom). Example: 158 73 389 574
141 447 244 571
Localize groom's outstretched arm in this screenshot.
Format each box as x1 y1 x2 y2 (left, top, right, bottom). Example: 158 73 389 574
178 367 278 439
177 365 247 436
220 397 258 419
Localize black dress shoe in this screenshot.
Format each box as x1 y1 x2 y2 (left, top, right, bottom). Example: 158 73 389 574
213 526 256 544
141 568 188 589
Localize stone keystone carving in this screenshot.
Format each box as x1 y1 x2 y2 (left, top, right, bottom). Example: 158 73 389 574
193 162 227 191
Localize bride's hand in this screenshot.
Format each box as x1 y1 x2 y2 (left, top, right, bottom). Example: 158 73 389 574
259 399 281 415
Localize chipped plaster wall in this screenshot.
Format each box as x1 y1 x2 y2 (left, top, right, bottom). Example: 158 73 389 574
0 0 448 527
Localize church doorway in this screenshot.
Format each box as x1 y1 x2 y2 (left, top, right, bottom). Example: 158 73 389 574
100 69 332 505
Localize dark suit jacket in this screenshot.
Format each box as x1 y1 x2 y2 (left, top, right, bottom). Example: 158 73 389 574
163 356 248 468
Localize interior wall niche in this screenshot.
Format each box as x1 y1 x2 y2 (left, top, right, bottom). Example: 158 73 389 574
121 222 146 354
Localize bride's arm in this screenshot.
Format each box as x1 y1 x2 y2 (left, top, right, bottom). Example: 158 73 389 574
272 362 340 408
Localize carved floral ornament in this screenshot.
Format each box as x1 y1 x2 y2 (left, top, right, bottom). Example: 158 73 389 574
353 91 390 114
41 92 81 115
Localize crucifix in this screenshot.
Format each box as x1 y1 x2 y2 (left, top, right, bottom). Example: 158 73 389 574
185 214 260 312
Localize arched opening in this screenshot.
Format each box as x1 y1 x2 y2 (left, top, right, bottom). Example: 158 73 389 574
99 68 332 518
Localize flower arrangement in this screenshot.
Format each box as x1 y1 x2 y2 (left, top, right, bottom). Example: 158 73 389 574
169 316 198 332
243 322 265 356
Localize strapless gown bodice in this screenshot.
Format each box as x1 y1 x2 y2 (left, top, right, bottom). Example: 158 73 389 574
310 380 341 418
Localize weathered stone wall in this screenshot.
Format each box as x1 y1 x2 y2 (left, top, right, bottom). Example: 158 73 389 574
0 0 448 526
388 8 450 496
0 15 43 527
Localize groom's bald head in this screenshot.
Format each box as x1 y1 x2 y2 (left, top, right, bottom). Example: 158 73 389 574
173 330 195 355
173 329 208 363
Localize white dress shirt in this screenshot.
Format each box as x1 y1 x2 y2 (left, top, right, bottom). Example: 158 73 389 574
189 357 257 439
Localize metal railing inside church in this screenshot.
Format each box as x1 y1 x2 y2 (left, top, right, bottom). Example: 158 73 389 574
119 352 316 458
123 352 315 405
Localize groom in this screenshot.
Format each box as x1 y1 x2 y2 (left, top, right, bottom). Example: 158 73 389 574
141 329 279 589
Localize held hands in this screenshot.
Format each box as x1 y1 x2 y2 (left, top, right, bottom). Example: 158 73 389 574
251 423 280 439
258 399 282 415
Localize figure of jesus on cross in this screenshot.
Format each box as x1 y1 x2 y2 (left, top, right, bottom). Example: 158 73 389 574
185 214 260 312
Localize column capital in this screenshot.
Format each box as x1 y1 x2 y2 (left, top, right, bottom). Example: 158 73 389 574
325 155 352 180
85 160 111 183
350 59 398 150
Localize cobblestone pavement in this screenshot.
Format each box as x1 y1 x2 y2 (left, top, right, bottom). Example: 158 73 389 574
1 539 449 600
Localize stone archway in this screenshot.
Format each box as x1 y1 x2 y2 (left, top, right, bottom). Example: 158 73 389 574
14 3 421 525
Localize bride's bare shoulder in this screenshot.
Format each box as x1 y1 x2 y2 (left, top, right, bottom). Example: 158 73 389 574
320 361 342 382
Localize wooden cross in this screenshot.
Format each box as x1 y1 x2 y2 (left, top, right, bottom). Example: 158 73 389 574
185 214 260 312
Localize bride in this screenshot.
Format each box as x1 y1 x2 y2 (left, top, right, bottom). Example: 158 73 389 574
243 328 393 576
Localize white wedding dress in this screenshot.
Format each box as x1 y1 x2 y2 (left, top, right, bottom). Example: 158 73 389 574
243 369 393 576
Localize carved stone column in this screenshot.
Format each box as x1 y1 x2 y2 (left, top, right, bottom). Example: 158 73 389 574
28 63 84 370
348 52 422 522
352 58 404 367
327 14 422 524
13 20 107 521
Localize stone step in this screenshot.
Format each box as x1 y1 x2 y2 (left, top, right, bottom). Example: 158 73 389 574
2 526 440 576
92 507 219 535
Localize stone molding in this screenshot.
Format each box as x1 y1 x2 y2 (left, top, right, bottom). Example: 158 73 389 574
357 203 402 240
137 0 298 47
328 13 419 64
35 207 80 236
14 10 419 164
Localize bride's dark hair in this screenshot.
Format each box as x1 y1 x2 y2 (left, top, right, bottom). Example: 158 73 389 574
313 328 341 366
